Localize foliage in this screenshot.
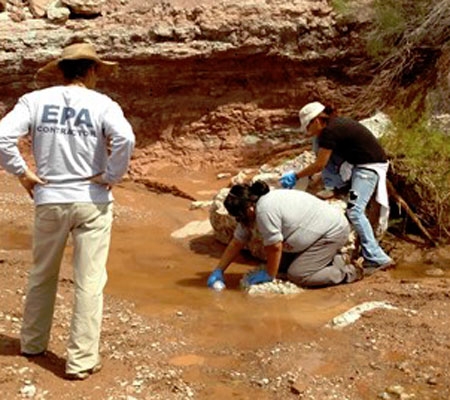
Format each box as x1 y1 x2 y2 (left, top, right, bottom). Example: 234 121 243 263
331 0 450 238
330 0 352 15
365 0 433 59
349 0 450 117
383 119 449 184
381 108 450 238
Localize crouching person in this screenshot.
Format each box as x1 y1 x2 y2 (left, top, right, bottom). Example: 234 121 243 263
207 181 363 289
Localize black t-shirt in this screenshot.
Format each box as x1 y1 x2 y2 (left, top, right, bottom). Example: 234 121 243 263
318 117 387 164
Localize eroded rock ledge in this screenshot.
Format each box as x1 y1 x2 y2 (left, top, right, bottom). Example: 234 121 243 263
1 0 448 178
0 0 374 173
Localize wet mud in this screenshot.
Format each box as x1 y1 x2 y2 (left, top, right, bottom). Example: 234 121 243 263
1 169 450 399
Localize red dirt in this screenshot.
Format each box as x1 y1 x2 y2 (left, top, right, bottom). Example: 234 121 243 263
1 169 450 399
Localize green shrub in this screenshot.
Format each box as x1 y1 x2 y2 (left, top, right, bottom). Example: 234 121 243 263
331 0 352 15
331 0 436 59
381 108 450 235
366 0 434 59
381 111 450 186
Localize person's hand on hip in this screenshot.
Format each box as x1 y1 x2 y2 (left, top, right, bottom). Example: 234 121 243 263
18 169 46 199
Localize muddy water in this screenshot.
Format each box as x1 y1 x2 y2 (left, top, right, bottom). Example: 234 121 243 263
1 168 449 353
104 168 359 351
105 168 450 354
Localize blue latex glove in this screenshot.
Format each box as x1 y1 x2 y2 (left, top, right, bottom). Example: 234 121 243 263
207 268 225 288
279 171 297 189
243 270 273 286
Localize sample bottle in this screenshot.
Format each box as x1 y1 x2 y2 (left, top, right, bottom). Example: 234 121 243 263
212 281 226 291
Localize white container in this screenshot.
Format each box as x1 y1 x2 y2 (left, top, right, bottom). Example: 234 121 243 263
212 281 226 291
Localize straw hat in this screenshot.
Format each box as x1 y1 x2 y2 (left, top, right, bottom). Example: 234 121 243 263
298 101 325 134
37 42 118 78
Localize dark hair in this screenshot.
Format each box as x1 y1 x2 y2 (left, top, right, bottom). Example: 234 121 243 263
58 59 96 81
317 104 335 125
224 180 270 225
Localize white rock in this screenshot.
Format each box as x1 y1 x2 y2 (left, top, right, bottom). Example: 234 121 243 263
46 0 70 22
326 301 397 329
171 219 213 239
189 200 213 210
217 172 232 179
244 278 304 296
61 0 105 15
359 111 392 139
19 383 37 398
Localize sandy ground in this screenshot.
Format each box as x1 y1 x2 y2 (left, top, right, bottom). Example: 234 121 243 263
1 169 450 400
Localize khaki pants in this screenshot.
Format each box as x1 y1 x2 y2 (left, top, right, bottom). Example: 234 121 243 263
284 223 359 287
20 202 113 374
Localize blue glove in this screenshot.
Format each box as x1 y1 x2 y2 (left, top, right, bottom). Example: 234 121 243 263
207 268 225 288
280 171 297 189
243 270 273 286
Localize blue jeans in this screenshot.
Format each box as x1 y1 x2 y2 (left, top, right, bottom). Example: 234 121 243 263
346 167 391 265
312 137 348 190
322 155 348 190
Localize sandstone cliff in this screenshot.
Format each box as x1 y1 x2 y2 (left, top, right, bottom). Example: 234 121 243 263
0 0 377 173
0 0 448 176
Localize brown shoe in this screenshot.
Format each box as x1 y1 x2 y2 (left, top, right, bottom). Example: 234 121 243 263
363 259 396 276
65 363 102 381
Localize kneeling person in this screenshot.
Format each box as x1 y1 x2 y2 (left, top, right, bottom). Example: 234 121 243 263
207 181 363 289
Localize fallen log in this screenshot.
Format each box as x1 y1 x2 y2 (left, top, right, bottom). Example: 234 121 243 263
387 180 437 246
134 178 196 201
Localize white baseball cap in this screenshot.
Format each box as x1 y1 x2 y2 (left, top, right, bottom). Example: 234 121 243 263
298 101 325 134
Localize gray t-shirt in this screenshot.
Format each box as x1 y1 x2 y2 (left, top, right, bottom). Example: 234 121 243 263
234 189 348 252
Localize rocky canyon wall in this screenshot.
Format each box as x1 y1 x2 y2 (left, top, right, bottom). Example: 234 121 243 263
0 0 393 174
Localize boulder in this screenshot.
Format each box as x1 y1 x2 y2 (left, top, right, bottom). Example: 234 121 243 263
28 0 53 18
359 111 392 139
209 151 357 261
0 0 6 13
47 0 70 22
62 0 104 15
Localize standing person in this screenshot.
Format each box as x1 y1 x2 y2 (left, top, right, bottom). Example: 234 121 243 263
0 42 135 380
207 181 363 289
310 106 353 199
280 101 394 275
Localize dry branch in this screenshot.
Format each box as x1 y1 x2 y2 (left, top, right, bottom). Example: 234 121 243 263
134 178 196 201
387 180 437 246
358 0 450 112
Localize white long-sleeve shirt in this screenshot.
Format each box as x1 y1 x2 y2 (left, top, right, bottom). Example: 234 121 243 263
0 85 135 205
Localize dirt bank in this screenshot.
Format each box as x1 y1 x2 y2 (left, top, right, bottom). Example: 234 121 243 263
1 170 450 400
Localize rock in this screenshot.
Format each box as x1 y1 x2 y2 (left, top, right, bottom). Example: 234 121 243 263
189 200 213 210
209 150 356 261
170 219 213 239
19 382 37 398
47 0 70 22
8 1 27 22
28 0 53 17
425 268 445 277
62 0 105 15
245 278 304 296
291 381 307 395
326 301 397 329
386 384 405 396
359 111 392 139
0 0 6 13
